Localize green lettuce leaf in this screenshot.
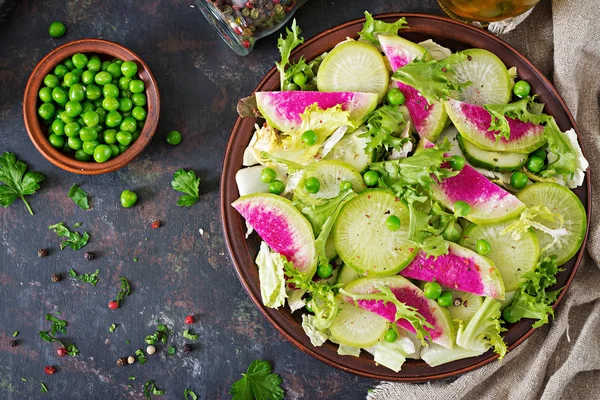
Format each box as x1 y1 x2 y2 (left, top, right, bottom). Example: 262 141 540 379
359 105 408 155
456 297 507 359
391 53 471 103
483 96 549 141
540 118 579 180
364 334 415 372
358 11 407 45
502 205 567 253
275 19 304 91
301 314 329 347
421 343 484 367
255 242 288 309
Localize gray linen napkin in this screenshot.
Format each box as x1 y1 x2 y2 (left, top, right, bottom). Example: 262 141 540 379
368 0 600 398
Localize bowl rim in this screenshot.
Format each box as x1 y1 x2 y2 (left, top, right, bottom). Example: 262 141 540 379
23 38 160 175
220 12 592 381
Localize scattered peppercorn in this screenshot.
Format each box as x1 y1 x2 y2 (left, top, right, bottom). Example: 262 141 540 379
146 345 156 355
116 357 127 367
108 301 119 310
38 249 48 257
57 347 67 357
127 356 136 364
44 366 57 375
453 298 463 307
183 344 192 353
184 315 194 325
51 274 61 283
9 340 17 347
84 252 95 261
151 220 160 229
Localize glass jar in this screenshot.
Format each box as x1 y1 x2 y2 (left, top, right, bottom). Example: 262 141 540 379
197 0 308 56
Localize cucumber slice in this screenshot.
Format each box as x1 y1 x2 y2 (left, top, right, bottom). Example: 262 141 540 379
336 264 363 287
452 49 512 105
295 160 366 204
324 126 373 172
317 41 390 102
457 134 527 172
329 298 388 348
460 221 539 291
517 183 587 266
446 289 483 324
333 189 417 276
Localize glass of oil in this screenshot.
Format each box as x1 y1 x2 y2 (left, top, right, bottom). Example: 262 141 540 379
437 0 541 23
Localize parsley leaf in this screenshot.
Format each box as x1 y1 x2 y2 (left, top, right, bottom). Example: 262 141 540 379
46 313 67 335
145 324 171 345
114 276 131 306
0 152 45 215
171 169 200 207
135 349 147 364
275 19 304 91
229 360 284 400
358 11 407 45
48 222 89 250
68 184 90 210
143 380 164 398
68 268 100 286
184 388 198 400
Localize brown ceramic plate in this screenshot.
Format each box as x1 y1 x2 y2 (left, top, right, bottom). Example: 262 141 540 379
221 13 591 381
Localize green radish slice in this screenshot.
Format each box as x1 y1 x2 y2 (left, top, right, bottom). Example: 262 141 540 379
325 126 373 172
295 160 366 203
317 41 390 102
336 264 363 287
451 49 512 105
457 134 528 172
329 298 388 348
446 289 483 324
333 189 417 276
516 183 587 266
460 221 539 291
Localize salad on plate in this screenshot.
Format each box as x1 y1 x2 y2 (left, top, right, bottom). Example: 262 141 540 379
231 12 588 372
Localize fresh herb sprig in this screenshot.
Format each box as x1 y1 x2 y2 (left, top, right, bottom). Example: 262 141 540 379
229 360 284 400
38 314 79 356
135 349 147 365
68 268 100 286
0 152 45 215
48 222 89 250
114 277 131 307
171 169 200 207
68 184 90 210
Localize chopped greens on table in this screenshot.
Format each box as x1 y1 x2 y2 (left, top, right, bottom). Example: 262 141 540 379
232 13 588 372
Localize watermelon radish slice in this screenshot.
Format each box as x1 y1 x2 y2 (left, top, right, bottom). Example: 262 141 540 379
400 242 505 299
232 193 317 277
379 34 448 141
342 276 455 349
445 98 546 154
255 91 378 133
431 164 526 224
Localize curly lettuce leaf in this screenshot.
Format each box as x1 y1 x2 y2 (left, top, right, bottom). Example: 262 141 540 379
503 256 562 328
418 39 452 61
276 19 304 91
255 242 288 309
359 105 408 155
483 96 549 141
391 53 471 103
541 120 587 187
502 205 567 253
358 11 407 45
456 297 507 359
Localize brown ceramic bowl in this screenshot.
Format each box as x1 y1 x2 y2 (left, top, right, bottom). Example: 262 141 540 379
23 39 160 175
221 14 592 381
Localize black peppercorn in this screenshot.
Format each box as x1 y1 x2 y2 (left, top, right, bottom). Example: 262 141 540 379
183 344 192 353
51 274 61 283
9 340 17 347
116 357 127 367
84 252 94 261
38 249 48 257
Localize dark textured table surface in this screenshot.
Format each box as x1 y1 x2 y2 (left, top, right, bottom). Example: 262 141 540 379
0 1 446 399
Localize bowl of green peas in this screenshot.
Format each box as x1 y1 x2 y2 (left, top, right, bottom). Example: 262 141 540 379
24 38 160 174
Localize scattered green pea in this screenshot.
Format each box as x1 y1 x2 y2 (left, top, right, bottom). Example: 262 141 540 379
268 180 285 195
513 80 531 98
340 180 353 191
119 189 138 208
48 21 66 38
317 263 333 279
510 171 528 190
387 88 405 105
363 170 379 187
527 156 545 174
384 328 397 343
437 291 453 307
449 155 466 171
166 130 182 146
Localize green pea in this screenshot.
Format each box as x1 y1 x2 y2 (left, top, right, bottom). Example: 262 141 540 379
118 143 129 153
304 297 314 313
129 79 145 93
105 111 123 128
305 177 320 194
283 82 299 91
67 136 83 150
120 89 132 99
48 134 65 148
118 98 133 113
437 291 453 307
317 263 333 279
363 170 379 187
109 144 120 157
72 53 88 69
102 96 120 112
107 63 122 79
532 148 546 160
82 111 100 127
79 126 97 142
39 87 53 103
44 74 59 88
292 72 307 86
300 129 317 146
81 70 96 85
166 130 182 145
268 180 285 195
120 117 137 133
74 149 91 161
63 58 75 70
95 108 107 123
70 68 83 77
113 58 123 65
87 58 102 72
116 131 132 146
91 144 111 163
68 84 84 102
51 87 68 104
340 180 353 191
131 93 147 106
385 215 401 231
82 140 99 155
513 80 531 98
51 119 65 136
85 84 102 100
449 155 466 171
476 239 491 256
64 122 81 138
54 64 68 79
510 171 528 190
453 200 471 217
103 129 117 144
131 106 146 121
502 307 518 324
132 130 141 141
94 71 112 86
527 156 545 173
387 88 405 105
62 143 74 153
120 61 138 78
423 281 442 300
48 21 66 38
119 189 138 207
64 101 82 117
101 61 111 71
63 71 79 87
82 101 95 113
102 83 119 98
59 111 74 124
384 328 397 343
38 103 56 120
118 76 132 90
260 167 277 183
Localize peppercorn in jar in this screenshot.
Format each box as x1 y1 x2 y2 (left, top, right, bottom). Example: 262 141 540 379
197 0 308 56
